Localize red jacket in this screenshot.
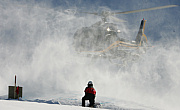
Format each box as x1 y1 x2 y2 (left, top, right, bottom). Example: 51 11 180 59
84 87 96 95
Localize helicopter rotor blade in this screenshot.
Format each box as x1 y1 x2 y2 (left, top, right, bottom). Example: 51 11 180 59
80 12 99 15
109 16 127 22
114 5 178 14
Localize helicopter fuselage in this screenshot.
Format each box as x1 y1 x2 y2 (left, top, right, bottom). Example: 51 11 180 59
73 21 121 52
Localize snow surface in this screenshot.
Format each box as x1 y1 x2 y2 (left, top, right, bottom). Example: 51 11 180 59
0 95 157 110
0 100 107 110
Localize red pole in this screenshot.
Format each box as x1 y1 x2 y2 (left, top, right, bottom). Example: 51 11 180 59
15 75 16 84
14 75 16 99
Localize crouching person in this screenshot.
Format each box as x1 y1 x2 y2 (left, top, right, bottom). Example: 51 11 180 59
82 81 96 107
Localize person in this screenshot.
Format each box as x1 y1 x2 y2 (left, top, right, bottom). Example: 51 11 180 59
82 81 96 107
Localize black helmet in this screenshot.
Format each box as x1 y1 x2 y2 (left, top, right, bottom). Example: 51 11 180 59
87 81 93 87
88 81 93 85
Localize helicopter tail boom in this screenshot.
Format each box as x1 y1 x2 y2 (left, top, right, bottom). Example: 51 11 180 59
135 19 147 46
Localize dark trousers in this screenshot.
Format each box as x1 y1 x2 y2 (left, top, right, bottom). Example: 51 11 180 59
82 94 95 107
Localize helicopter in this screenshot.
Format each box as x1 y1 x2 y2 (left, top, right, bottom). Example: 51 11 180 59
73 5 178 65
